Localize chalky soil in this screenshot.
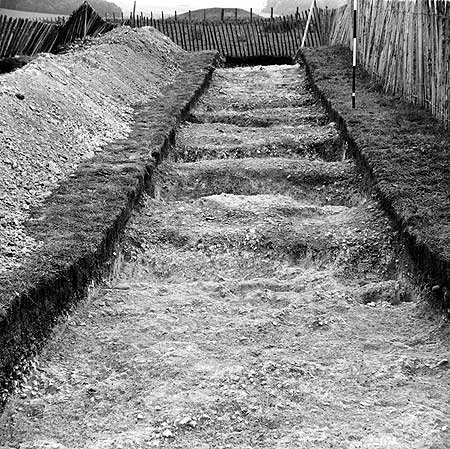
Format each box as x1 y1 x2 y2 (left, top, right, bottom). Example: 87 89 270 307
2 65 450 448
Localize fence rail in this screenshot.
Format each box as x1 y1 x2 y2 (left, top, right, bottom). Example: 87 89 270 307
330 0 450 127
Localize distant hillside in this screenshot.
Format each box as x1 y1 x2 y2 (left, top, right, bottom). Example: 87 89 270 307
0 0 122 16
263 0 346 15
176 8 262 21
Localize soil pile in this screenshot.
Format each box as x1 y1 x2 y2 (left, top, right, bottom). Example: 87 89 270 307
0 26 184 274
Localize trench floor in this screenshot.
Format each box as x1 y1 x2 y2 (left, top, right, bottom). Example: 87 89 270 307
2 64 450 449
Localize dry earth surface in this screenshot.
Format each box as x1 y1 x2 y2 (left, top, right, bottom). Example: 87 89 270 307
1 65 450 448
0 26 183 274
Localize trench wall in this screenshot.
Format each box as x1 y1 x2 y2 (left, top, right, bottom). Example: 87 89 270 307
0 48 220 405
299 46 450 306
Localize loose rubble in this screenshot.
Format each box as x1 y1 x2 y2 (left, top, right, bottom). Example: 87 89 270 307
0 26 184 274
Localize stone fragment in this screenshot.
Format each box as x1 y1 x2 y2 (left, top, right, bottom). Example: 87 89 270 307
358 280 412 305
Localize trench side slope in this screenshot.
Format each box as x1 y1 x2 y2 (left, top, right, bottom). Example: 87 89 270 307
0 50 219 403
300 46 450 306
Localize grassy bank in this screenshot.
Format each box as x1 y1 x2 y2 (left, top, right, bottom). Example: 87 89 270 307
300 46 450 307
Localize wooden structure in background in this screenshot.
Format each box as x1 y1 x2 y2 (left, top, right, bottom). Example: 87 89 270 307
0 2 114 58
0 2 330 60
0 2 331 60
0 15 58 57
120 6 330 57
142 13 327 57
330 0 450 127
55 1 115 48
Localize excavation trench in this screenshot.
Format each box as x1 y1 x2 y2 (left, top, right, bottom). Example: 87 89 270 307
2 64 450 448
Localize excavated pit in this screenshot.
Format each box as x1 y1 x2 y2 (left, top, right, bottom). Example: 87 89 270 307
186 105 328 127
173 122 341 162
3 63 450 449
152 158 360 206
127 64 406 321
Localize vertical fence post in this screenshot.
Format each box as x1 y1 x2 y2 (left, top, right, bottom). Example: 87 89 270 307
84 4 87 38
132 1 136 27
301 0 315 48
221 9 225 21
250 8 253 22
352 0 357 108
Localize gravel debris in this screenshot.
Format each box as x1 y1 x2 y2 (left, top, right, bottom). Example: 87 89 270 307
0 26 184 274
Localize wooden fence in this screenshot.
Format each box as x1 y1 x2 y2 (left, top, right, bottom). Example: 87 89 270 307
123 9 329 57
0 2 114 58
330 0 450 126
55 2 115 48
149 14 327 57
0 15 58 57
0 1 333 60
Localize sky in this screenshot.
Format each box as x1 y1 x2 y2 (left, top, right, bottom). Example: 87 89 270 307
114 0 267 15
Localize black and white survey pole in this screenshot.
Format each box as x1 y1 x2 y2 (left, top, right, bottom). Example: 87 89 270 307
352 0 357 108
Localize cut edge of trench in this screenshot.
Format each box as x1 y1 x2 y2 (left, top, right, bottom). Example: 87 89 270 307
297 49 450 311
0 51 221 409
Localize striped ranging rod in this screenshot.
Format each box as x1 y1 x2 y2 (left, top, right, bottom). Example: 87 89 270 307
352 0 357 108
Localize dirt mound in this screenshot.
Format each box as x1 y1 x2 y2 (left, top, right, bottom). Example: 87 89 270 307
0 26 184 274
